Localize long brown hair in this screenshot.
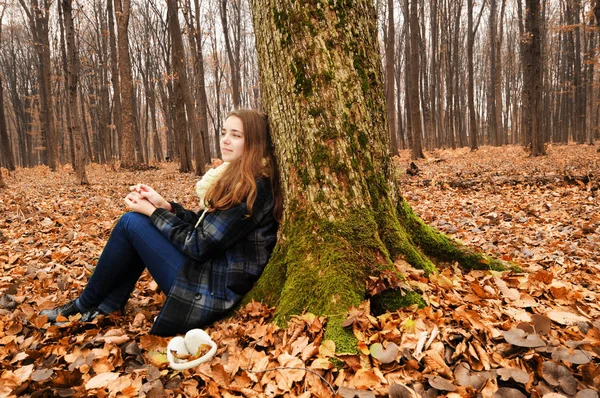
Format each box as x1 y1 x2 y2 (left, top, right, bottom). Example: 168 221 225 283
204 109 282 220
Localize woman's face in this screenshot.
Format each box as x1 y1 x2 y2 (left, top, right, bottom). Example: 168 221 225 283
220 116 245 162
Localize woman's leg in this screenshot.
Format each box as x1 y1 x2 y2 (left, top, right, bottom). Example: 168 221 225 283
76 211 187 313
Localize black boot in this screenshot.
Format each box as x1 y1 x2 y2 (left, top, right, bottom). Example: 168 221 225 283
40 300 80 322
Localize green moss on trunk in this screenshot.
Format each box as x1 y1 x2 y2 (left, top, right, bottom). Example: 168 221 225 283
396 198 509 270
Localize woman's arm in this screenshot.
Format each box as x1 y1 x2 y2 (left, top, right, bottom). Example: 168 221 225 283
150 179 273 262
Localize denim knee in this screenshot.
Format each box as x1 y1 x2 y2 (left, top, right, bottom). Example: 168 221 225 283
116 212 152 234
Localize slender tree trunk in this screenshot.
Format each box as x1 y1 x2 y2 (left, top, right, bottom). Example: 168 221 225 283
167 0 193 173
0 77 15 171
220 0 241 108
429 0 439 150
408 0 424 159
18 0 58 170
189 0 212 161
62 0 88 184
107 0 122 161
524 0 546 156
467 0 478 151
488 0 499 146
114 0 138 168
385 0 397 155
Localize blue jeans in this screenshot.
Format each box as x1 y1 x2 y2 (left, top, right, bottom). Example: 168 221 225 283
76 212 186 314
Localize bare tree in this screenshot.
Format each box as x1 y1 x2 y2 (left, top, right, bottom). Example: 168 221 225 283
385 0 397 155
18 0 58 170
523 0 545 156
114 0 140 168
61 0 87 183
167 0 193 172
0 4 15 172
220 0 241 108
407 0 424 159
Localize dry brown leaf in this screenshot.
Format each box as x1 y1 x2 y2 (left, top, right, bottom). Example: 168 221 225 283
503 328 546 348
541 361 578 396
85 372 120 390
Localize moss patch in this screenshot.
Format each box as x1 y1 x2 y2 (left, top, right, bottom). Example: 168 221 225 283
324 314 358 355
371 289 425 316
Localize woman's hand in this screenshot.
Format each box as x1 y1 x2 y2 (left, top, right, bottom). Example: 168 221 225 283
125 192 157 217
130 184 172 211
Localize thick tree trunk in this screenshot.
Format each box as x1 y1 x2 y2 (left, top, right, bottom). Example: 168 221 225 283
248 0 505 352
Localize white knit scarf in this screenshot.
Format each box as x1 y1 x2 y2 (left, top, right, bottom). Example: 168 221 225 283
194 162 229 227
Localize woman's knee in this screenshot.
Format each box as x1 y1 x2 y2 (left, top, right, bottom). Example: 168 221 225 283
115 211 152 234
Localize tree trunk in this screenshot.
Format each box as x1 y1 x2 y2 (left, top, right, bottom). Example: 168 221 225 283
0 76 15 171
488 0 499 146
114 0 139 168
189 0 212 161
524 0 546 156
62 0 88 184
247 0 506 352
220 0 241 108
18 0 58 170
107 0 122 161
408 0 425 159
385 0 397 156
467 0 478 151
167 0 193 173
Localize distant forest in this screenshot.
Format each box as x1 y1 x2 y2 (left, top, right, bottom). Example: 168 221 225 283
0 0 598 175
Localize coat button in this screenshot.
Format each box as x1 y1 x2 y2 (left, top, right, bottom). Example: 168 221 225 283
194 293 202 300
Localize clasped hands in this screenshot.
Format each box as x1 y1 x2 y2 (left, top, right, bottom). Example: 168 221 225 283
125 184 172 217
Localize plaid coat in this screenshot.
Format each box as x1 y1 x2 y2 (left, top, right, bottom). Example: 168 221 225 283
148 178 277 336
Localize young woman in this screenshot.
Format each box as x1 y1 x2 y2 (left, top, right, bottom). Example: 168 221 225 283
41 109 281 336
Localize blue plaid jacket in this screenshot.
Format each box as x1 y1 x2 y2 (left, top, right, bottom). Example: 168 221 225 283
148 178 277 336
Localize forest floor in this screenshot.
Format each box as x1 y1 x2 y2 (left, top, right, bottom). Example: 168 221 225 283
0 143 599 397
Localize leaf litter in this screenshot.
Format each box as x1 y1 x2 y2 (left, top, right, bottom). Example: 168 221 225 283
0 143 599 397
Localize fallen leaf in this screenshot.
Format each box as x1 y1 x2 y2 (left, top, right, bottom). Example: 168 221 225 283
541 361 578 395
503 328 546 348
496 368 530 384
85 372 120 390
551 347 592 365
369 342 399 364
338 386 376 398
31 368 54 382
428 376 456 392
547 310 588 326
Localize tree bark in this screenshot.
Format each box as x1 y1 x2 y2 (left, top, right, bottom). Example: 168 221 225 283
247 0 506 352
0 76 15 171
488 0 499 146
385 0 397 156
107 0 122 161
18 0 58 170
62 0 88 184
114 0 139 168
467 0 478 151
220 0 241 108
524 0 546 156
408 0 425 159
167 0 193 173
